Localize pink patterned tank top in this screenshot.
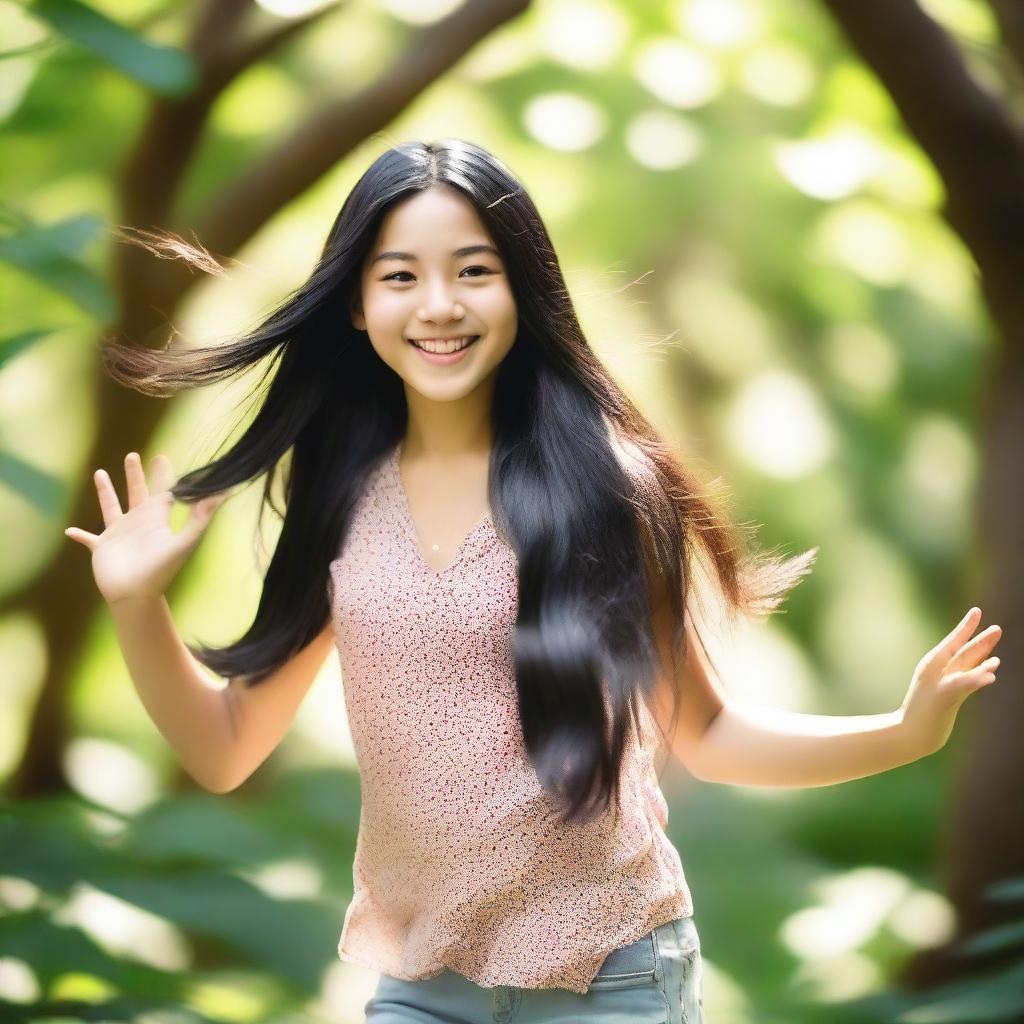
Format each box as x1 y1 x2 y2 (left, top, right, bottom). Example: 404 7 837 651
326 441 693 994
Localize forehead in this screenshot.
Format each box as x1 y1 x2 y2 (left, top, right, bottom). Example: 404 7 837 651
372 185 493 252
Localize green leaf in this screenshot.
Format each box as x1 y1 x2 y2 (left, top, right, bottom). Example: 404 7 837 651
956 918 1024 957
123 794 294 867
0 213 114 320
94 871 341 994
0 448 66 516
896 962 1024 1022
985 875 1024 903
30 0 198 96
0 327 60 371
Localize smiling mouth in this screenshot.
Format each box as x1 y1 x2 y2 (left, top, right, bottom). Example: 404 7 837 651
408 335 480 354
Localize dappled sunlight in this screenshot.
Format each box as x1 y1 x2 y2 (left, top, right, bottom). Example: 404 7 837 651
892 414 975 555
699 957 758 1024
382 0 468 25
787 950 884 1003
461 28 535 82
53 882 193 971
210 65 303 138
255 0 338 16
822 322 900 403
664 266 775 379
918 0 997 41
294 7 393 87
293 657 358 770
775 127 882 201
0 957 40 1003
871 141 943 209
632 38 722 108
310 958 382 1024
626 109 704 170
715 613 823 714
821 63 895 135
0 876 40 913
810 200 912 286
781 867 954 1001
49 971 118 1004
739 44 816 107
0 329 59 412
0 615 45 778
903 225 980 317
809 866 915 946
727 371 836 479
64 736 161 814
0 3 46 120
538 0 628 71
523 91 608 151
887 887 956 949
244 858 325 900
674 0 764 51
817 531 935 709
185 977 270 1021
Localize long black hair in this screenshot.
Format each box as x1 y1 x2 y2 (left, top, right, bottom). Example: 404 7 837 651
103 138 817 825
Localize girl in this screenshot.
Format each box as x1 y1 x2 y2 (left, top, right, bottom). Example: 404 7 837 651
66 139 1003 1024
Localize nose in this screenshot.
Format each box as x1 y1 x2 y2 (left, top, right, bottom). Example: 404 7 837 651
417 277 464 326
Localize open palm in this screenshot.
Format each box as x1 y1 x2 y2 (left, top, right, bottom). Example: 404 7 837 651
901 607 1003 757
65 451 228 605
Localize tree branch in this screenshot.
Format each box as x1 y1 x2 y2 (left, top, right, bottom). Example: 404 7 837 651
115 0 337 323
820 0 1024 334
192 0 531 259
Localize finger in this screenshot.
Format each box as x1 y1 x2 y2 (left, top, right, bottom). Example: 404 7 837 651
947 658 1000 688
952 624 1003 671
150 453 176 494
933 606 981 658
178 493 227 546
94 468 124 526
64 526 99 550
124 451 149 509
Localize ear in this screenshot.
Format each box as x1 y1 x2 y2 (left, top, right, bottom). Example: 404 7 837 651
349 292 366 332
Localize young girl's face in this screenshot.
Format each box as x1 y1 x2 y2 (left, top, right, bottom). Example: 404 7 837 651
351 184 518 402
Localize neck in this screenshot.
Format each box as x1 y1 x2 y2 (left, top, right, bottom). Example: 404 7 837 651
401 381 494 463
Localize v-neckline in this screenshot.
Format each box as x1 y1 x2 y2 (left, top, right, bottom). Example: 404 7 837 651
388 443 494 576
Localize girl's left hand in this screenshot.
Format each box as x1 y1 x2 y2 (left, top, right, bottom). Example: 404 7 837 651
900 607 1003 757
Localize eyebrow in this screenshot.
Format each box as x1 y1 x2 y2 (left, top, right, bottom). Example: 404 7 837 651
370 244 502 266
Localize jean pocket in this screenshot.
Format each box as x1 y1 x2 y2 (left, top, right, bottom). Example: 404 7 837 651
588 930 659 990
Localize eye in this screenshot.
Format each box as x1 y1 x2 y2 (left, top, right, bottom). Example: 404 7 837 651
381 266 494 282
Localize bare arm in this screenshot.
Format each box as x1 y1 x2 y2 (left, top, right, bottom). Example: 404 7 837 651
68 450 339 794
687 702 914 787
218 620 336 792
685 606 1003 787
109 595 335 792
108 595 235 791
650 587 1001 787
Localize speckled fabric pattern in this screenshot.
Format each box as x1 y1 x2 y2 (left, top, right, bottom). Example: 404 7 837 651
327 442 694 994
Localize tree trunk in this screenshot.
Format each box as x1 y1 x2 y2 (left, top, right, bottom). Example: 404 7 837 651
820 0 1024 989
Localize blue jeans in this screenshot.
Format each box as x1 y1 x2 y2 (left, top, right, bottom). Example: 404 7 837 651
363 915 704 1023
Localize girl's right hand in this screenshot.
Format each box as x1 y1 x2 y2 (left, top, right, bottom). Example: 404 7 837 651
65 452 229 606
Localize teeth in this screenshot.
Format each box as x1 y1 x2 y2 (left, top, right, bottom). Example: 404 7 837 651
413 336 477 354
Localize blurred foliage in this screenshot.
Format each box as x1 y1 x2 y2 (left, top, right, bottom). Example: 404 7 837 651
1 769 360 1022
0 0 1014 1020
